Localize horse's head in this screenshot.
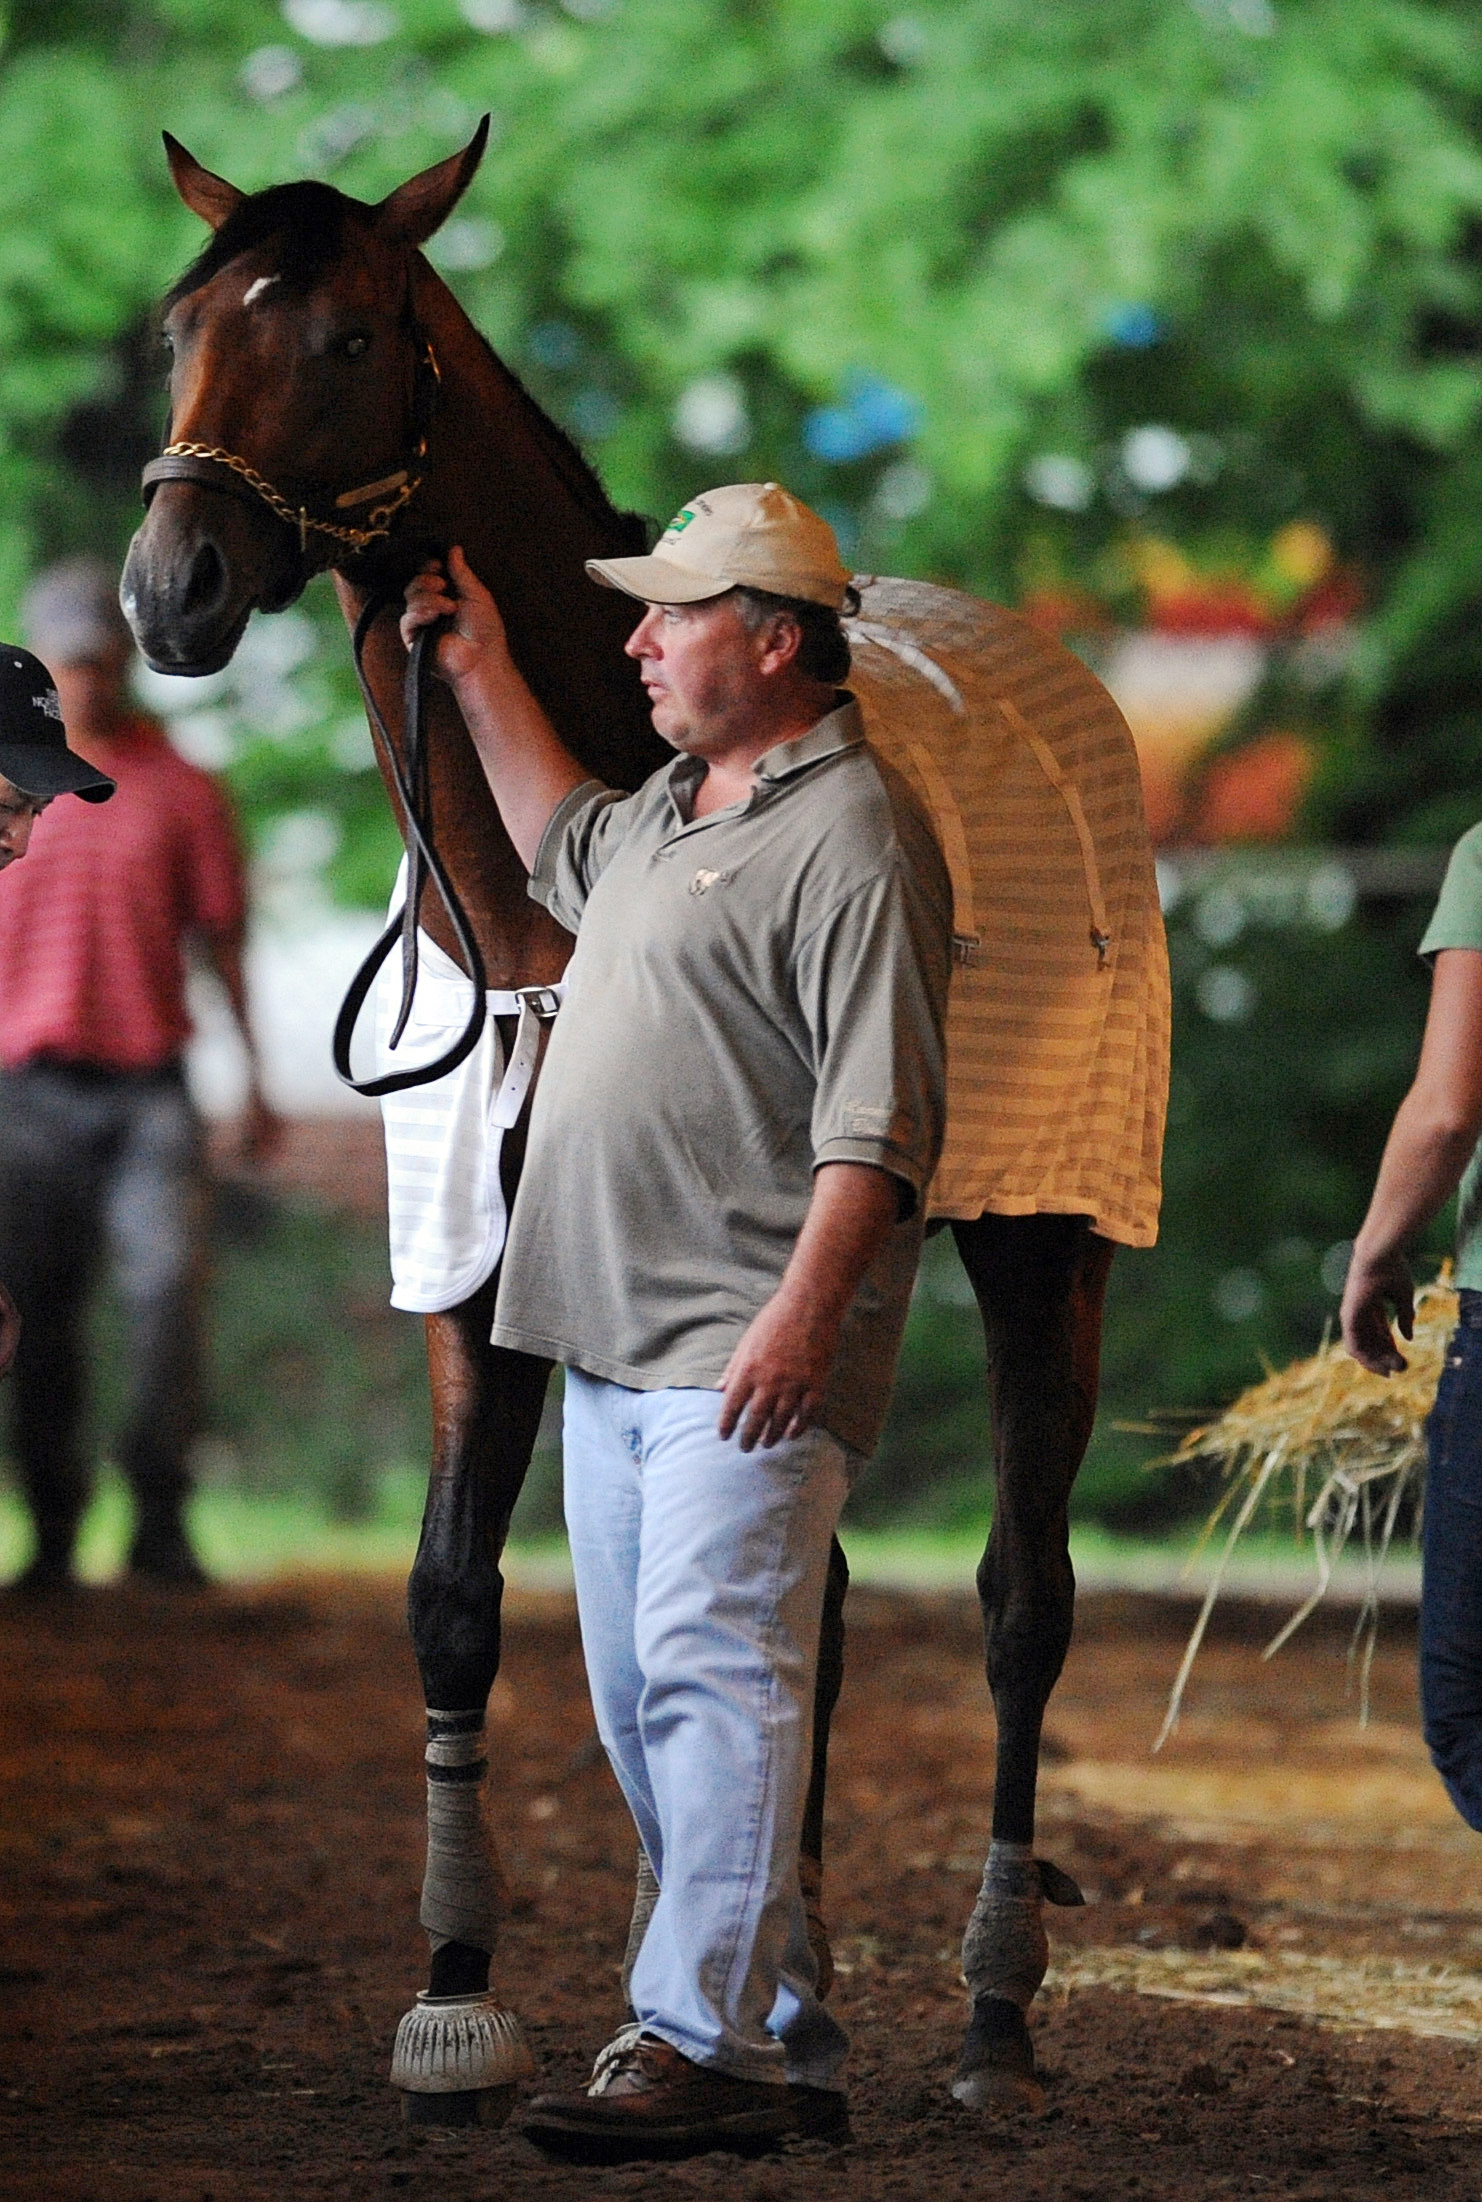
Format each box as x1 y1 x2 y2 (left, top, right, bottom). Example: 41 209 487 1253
122 123 487 675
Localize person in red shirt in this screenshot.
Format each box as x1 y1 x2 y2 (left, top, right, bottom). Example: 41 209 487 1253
0 560 277 1590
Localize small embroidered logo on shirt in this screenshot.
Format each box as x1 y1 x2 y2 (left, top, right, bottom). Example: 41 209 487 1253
689 867 730 896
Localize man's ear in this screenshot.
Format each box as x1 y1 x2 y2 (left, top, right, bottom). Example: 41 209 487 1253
755 609 804 676
163 134 245 230
374 118 491 247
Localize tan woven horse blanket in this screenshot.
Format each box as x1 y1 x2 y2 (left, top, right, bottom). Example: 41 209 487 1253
848 577 1169 1248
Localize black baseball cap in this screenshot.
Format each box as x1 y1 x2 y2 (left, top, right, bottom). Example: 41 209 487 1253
0 646 114 803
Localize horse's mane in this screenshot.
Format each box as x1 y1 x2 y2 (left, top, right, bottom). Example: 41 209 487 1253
165 182 354 307
474 336 651 555
163 178 650 555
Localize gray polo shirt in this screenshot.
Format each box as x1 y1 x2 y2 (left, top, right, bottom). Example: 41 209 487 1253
489 696 952 1456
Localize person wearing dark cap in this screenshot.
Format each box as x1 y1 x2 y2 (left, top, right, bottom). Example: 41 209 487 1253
0 561 276 1591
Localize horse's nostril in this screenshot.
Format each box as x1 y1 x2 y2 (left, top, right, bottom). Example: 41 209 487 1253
180 539 227 621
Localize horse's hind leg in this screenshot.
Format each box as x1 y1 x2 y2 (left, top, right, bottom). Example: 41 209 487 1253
390 1276 550 2123
950 1212 1114 2111
798 1532 848 1994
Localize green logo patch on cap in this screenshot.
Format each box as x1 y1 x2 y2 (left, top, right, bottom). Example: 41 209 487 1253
662 506 697 540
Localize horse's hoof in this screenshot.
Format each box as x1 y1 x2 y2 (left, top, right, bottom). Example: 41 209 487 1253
951 1994 1043 2116
390 1989 534 2122
403 2083 518 2128
951 2065 1045 2115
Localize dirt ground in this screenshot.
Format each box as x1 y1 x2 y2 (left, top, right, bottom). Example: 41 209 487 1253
3 1575 1482 2202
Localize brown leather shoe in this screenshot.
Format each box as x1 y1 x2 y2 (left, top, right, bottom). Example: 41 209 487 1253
519 2032 802 2162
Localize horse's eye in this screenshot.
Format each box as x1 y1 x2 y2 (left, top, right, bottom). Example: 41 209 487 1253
160 331 175 357
342 335 371 360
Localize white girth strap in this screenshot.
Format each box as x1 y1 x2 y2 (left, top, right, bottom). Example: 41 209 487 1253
396 965 565 1127
487 985 565 1129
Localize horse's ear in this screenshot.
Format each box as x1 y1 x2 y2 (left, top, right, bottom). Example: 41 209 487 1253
374 117 491 248
163 133 245 231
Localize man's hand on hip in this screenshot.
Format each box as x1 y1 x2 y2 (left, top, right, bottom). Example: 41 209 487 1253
718 1160 904 1452
718 1286 841 1452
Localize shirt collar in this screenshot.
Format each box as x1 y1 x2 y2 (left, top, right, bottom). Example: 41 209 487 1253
663 694 864 823
753 694 864 785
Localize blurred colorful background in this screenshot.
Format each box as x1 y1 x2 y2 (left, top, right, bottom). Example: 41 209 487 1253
2 0 1480 1566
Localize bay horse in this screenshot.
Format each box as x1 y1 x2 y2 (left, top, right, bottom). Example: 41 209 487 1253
121 124 1164 2121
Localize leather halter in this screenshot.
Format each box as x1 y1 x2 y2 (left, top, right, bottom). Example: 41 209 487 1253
140 335 441 562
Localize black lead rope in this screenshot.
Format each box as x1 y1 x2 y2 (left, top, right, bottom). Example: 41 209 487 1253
332 594 489 1097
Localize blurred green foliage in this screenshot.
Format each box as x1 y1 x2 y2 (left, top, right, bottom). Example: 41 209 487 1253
1 0 1479 1527
0 0 1479 870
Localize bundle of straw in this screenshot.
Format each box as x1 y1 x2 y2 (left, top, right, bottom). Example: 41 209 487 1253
1155 1271 1457 1750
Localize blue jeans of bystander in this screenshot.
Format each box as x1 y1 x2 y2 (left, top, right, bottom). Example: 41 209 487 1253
1421 1288 1482 1829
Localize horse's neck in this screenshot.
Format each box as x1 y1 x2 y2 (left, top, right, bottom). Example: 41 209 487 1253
340 270 665 989
412 270 663 785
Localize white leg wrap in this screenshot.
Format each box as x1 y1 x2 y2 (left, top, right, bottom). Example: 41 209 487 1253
961 1839 1047 2011
421 1710 507 1954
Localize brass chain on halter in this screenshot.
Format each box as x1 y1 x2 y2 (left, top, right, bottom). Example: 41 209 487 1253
152 441 421 554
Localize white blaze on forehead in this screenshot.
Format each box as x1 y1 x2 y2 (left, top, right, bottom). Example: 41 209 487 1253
243 274 282 307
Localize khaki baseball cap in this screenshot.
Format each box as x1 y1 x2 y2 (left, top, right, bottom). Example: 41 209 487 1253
586 482 853 611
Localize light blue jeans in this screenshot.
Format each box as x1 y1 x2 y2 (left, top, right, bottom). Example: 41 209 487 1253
562 1369 855 2090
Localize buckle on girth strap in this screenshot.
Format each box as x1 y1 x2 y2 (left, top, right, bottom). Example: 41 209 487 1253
488 984 566 1130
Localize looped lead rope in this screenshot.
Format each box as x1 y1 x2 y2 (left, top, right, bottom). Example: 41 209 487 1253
332 598 490 1097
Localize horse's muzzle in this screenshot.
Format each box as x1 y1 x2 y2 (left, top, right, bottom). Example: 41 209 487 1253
121 482 304 675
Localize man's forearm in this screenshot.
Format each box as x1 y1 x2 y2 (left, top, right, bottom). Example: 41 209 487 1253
716 1160 904 1448
401 548 594 870
448 658 591 873
775 1160 902 1325
209 933 258 1064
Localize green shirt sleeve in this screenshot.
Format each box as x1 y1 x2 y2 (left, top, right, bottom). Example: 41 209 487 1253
1419 822 1482 962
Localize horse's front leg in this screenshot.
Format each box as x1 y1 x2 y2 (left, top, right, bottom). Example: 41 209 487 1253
950 1212 1114 2111
388 1272 551 2125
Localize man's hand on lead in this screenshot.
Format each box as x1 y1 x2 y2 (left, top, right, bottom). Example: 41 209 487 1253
400 545 509 688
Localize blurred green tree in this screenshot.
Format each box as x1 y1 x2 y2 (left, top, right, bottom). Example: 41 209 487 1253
0 0 1477 869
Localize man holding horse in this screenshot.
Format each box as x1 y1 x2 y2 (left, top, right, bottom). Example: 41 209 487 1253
402 481 952 2159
